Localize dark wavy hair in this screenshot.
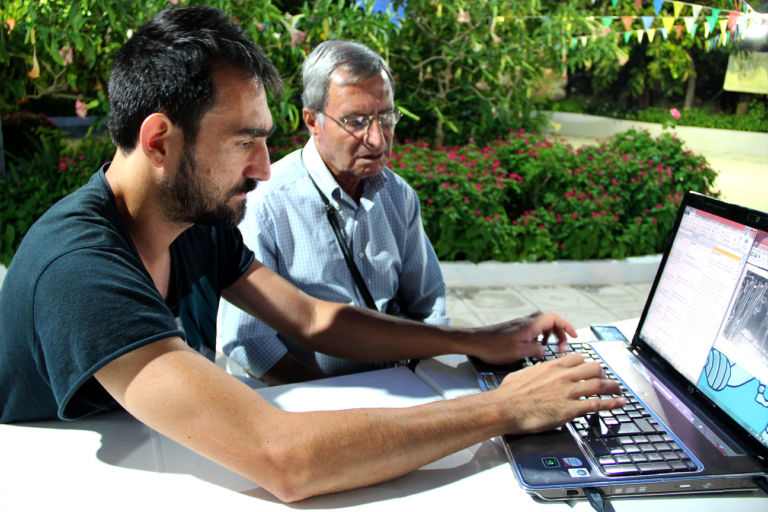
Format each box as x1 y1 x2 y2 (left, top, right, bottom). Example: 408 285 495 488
107 6 282 152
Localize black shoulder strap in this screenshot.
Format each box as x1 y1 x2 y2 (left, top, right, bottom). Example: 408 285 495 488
306 170 378 311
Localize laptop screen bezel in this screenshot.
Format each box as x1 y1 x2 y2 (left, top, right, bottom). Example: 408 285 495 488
630 191 768 466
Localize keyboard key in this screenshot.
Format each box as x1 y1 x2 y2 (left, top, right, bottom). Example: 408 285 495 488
634 418 656 434
646 452 664 462
603 463 638 475
629 453 648 463
637 462 672 474
615 423 641 435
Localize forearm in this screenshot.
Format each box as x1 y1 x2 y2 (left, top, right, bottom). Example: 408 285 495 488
260 352 327 385
303 300 472 362
276 393 504 499
95 338 502 501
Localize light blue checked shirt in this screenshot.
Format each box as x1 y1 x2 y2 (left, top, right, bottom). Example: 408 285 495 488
218 138 449 378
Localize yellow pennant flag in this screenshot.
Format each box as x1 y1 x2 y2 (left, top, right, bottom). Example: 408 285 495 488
719 19 728 36
673 1 683 19
662 17 675 33
703 22 710 38
647 28 656 42
636 29 644 43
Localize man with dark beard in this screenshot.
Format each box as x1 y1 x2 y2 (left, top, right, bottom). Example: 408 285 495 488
0 6 624 503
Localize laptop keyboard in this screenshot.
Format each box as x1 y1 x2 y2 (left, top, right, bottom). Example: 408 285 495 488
523 342 697 477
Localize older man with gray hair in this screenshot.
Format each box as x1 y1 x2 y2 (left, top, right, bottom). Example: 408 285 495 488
218 40 448 385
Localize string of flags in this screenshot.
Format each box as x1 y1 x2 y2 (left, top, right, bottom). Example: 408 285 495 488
564 1 768 52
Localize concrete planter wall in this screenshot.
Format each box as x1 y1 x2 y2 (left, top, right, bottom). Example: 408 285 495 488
440 254 661 288
544 111 768 158
1 256 662 290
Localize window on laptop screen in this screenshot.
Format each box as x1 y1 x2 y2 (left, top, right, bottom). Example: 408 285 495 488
639 205 768 448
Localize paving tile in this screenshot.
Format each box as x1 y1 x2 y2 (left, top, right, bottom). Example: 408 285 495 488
554 308 619 330
514 286 599 312
445 289 473 314
453 287 534 310
447 311 484 328
575 284 647 308
473 306 542 326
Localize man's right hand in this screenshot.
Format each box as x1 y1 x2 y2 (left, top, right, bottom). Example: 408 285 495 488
492 352 625 434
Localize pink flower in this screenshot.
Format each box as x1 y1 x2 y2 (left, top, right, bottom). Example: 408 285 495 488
58 46 73 66
75 99 87 119
669 108 681 120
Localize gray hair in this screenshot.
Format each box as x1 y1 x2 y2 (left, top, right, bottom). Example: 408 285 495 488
301 40 395 111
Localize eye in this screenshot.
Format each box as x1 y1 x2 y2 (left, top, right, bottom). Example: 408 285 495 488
238 140 254 149
344 116 369 131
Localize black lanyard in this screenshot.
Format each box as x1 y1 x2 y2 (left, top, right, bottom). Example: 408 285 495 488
306 170 378 311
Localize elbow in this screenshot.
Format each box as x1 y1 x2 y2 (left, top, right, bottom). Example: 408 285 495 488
257 442 325 503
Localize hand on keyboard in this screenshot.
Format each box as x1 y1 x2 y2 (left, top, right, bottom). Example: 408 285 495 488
468 312 578 366
493 352 626 434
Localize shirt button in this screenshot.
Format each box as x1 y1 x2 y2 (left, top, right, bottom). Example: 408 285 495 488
358 252 365 259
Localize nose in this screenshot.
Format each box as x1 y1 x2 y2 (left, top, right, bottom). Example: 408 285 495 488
247 139 271 182
363 117 386 149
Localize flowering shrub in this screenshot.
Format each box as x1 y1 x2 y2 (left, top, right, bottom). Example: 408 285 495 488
390 128 718 262
0 125 114 266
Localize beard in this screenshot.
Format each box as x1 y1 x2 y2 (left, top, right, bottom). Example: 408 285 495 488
159 146 256 229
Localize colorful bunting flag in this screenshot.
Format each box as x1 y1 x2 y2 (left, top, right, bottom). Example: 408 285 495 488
692 5 702 20
621 15 634 31
641 16 655 31
683 16 695 33
661 26 669 40
601 17 614 28
647 28 657 41
706 14 717 32
719 18 728 35
653 0 665 16
634 0 642 11
673 1 683 20
661 16 675 33
728 12 740 31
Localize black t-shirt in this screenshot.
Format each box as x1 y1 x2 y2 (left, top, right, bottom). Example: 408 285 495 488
0 168 254 422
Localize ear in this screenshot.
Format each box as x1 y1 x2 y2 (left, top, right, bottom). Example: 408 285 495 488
138 113 177 168
303 107 321 137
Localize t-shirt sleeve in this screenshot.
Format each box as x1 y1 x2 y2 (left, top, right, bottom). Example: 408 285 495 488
214 225 255 291
33 248 184 420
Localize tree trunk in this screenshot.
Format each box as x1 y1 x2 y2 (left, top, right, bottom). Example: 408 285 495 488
683 74 696 110
434 117 444 148
736 93 750 115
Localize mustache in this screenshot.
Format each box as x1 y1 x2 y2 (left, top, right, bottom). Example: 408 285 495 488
233 178 258 195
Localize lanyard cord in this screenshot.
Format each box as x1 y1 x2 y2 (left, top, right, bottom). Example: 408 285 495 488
305 169 378 311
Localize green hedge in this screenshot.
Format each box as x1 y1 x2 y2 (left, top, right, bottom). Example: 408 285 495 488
272 127 718 263
1 125 718 267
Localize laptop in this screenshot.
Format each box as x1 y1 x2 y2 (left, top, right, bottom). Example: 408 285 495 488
470 191 768 500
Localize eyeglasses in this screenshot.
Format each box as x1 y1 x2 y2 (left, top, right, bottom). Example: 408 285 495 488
319 109 403 135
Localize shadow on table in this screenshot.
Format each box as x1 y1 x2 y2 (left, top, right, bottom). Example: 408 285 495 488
16 366 507 508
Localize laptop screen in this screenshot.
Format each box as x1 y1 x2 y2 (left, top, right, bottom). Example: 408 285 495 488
638 199 768 450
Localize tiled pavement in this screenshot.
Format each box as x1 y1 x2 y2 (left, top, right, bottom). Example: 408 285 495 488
446 282 652 330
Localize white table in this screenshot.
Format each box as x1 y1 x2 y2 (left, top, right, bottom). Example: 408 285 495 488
1 321 766 511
